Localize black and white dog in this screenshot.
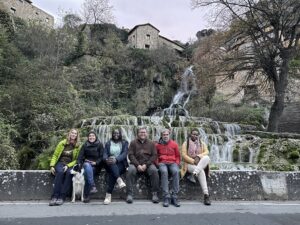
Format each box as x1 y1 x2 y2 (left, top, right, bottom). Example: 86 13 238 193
70 164 85 203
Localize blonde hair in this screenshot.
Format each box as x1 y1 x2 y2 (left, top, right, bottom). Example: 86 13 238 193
66 128 80 146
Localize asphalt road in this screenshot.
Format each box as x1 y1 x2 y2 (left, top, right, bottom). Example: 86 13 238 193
0 201 299 225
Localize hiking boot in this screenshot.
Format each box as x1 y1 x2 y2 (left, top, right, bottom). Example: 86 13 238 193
90 186 98 194
204 194 211 206
104 193 112 205
55 198 64 206
152 192 159 204
171 197 181 207
116 177 126 189
83 196 90 203
49 198 57 206
126 194 133 204
163 197 169 207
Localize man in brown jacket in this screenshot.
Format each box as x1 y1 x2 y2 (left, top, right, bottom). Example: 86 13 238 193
126 127 159 204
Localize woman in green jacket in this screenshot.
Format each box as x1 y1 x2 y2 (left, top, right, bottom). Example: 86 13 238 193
49 128 81 206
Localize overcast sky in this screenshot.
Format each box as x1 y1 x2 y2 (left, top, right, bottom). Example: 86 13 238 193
33 0 211 43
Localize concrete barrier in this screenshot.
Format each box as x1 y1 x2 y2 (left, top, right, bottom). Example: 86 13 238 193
0 170 300 201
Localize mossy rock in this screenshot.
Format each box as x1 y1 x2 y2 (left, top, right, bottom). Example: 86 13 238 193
240 146 250 163
171 120 180 127
289 151 300 163
232 147 239 162
184 121 196 127
209 164 220 170
257 144 267 163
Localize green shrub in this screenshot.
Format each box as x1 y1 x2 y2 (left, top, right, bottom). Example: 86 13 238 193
192 100 266 128
0 144 19 169
17 146 36 169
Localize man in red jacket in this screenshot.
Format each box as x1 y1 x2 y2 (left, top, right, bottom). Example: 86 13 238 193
156 129 181 207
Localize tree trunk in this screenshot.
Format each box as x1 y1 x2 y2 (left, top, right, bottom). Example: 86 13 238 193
267 89 285 132
267 59 289 132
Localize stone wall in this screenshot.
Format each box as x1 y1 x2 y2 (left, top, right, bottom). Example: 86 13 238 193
215 71 274 104
0 0 54 27
279 102 300 133
216 70 300 105
0 170 299 201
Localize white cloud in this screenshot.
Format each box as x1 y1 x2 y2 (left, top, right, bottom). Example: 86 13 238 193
33 0 210 42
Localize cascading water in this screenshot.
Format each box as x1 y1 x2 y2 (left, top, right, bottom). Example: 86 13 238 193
153 66 196 117
80 66 260 170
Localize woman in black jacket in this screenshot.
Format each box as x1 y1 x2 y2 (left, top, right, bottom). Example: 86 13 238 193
103 128 128 204
77 130 104 203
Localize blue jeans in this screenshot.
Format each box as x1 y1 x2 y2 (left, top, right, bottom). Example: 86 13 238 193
106 162 126 194
83 162 96 196
159 163 180 199
51 162 73 200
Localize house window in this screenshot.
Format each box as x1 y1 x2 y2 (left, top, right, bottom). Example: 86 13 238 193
145 44 150 49
46 17 49 23
229 74 235 80
146 34 150 39
10 7 16 14
133 35 135 38
35 12 39 16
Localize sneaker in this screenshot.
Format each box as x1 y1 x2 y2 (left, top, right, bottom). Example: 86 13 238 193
55 198 64 206
171 197 181 207
104 193 112 205
126 194 133 204
187 174 196 183
152 192 159 204
49 198 57 206
204 194 211 206
163 198 169 207
116 177 126 189
90 186 98 194
83 196 90 203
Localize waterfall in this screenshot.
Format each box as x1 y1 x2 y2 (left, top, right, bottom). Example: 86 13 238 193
153 66 196 117
79 68 260 170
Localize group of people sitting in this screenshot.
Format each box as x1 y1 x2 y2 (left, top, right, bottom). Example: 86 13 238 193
48 127 211 207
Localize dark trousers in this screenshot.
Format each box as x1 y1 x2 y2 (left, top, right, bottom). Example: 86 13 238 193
51 162 72 200
106 162 126 194
126 164 159 195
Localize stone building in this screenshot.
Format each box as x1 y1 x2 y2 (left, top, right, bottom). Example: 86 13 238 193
0 0 54 27
128 23 184 52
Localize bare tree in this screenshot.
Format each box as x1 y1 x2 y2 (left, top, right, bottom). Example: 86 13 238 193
82 0 114 24
192 0 300 132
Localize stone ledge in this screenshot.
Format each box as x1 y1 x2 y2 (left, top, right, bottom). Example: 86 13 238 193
244 131 300 139
0 170 299 201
